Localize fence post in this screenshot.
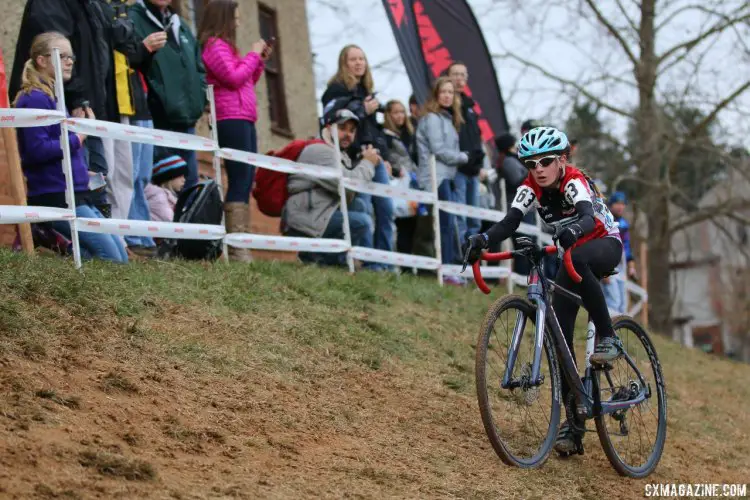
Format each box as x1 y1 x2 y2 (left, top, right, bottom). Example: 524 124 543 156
499 178 513 294
206 85 229 262
331 124 355 273
52 49 82 269
429 155 443 286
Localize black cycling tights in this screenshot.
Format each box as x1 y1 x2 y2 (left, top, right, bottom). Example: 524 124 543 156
553 237 622 401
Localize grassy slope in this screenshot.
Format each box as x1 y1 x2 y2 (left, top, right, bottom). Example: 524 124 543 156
0 251 748 499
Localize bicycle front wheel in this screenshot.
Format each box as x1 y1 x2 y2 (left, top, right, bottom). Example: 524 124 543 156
475 295 561 468
595 316 667 478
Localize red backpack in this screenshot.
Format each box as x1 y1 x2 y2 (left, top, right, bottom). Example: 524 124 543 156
252 139 326 217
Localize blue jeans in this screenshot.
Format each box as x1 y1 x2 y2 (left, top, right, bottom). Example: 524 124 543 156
453 171 481 242
298 200 374 267
126 120 156 248
437 179 459 265
356 161 394 269
52 204 128 263
217 120 257 203
602 262 626 313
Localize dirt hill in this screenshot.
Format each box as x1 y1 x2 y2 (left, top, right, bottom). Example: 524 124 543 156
0 251 748 499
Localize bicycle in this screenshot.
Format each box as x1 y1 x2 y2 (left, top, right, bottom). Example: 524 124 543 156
463 238 667 478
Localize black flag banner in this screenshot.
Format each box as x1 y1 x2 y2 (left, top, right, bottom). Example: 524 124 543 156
383 0 510 140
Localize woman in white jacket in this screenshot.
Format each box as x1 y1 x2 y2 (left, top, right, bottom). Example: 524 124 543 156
416 77 475 271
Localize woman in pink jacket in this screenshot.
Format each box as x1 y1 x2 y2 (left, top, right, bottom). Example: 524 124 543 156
198 0 270 262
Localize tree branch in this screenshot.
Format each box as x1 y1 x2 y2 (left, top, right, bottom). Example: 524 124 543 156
492 52 633 118
583 0 639 68
614 0 639 35
657 7 750 66
669 200 750 234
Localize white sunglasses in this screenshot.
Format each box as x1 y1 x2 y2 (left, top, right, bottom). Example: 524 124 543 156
523 155 559 170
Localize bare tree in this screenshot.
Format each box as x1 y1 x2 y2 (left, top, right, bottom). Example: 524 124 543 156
490 0 750 332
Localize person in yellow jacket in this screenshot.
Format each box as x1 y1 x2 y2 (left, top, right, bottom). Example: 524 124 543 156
106 0 167 257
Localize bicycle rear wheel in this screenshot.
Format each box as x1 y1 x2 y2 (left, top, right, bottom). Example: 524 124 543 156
475 295 561 468
595 316 667 478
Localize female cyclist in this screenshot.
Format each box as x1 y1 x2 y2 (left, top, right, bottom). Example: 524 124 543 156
463 126 623 454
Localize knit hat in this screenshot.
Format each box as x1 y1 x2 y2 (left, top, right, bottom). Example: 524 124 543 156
608 191 627 205
152 153 188 186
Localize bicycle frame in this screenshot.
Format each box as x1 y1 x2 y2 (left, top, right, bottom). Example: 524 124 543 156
475 246 650 419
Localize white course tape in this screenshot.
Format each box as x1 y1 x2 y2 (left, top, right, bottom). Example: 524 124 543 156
218 148 341 179
437 201 551 242
350 246 440 269
76 218 225 240
442 264 511 279
66 118 218 151
341 177 437 204
225 233 350 252
0 108 67 128
0 205 75 224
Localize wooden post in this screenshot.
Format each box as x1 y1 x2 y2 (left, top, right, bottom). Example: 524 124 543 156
640 241 648 326
0 48 34 255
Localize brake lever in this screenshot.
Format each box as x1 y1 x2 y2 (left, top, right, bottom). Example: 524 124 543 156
461 244 472 273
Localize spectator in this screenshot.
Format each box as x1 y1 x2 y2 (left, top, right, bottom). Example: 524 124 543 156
322 46 394 260
602 191 637 313
9 0 143 218
447 61 485 243
13 32 127 263
199 0 268 262
383 99 418 255
105 0 168 257
129 0 207 190
145 153 188 223
321 44 388 156
282 108 376 267
416 76 471 280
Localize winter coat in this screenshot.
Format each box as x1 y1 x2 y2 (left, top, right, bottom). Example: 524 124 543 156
10 0 135 121
384 128 416 178
457 92 484 176
201 37 264 123
321 81 389 157
283 142 375 238
416 110 468 190
129 1 207 129
145 183 177 222
15 89 90 202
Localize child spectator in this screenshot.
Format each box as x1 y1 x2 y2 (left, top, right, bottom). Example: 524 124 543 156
199 0 269 262
145 153 188 223
383 99 418 255
602 191 637 313
13 32 128 263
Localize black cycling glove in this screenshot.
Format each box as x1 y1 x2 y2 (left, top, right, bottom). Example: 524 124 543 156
463 233 489 265
557 224 583 250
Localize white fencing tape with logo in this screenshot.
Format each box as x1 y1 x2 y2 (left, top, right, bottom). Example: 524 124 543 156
0 205 75 224
225 233 349 253
0 108 67 127
341 177 437 204
76 217 225 240
66 118 217 152
217 148 342 179
350 246 440 270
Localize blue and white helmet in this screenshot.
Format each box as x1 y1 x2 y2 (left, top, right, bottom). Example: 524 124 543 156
517 126 570 159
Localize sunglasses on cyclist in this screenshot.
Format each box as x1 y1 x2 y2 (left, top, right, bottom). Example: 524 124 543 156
524 155 559 170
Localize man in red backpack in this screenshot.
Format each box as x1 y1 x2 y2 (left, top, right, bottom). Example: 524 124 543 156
283 107 378 266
